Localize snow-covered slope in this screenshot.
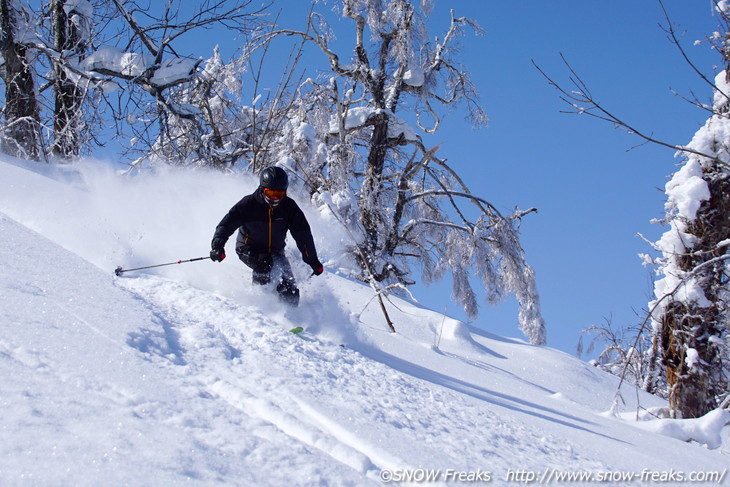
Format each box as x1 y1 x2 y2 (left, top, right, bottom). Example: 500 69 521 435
0 157 728 486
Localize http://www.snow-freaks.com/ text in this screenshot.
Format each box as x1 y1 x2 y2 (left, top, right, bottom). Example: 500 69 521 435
378 467 728 484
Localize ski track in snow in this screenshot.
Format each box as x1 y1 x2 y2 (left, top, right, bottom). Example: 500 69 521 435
120 276 390 480
120 276 431 479
117 275 607 483
0 214 371 486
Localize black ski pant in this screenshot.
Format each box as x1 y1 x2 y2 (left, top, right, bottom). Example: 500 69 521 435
237 249 296 290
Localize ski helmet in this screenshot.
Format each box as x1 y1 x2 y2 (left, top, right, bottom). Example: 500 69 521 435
259 166 289 191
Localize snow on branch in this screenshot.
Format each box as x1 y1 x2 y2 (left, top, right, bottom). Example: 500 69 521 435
327 106 420 142
81 48 201 90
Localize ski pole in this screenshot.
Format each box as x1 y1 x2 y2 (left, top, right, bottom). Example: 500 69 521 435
114 256 211 276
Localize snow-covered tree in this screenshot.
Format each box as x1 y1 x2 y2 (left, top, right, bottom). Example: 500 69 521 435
269 0 546 344
51 0 93 158
0 0 40 159
138 47 250 168
638 2 730 419
0 0 267 163
141 28 307 170
84 0 268 167
645 149 729 416
0 0 108 160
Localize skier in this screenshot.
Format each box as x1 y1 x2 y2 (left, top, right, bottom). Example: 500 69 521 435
210 166 323 306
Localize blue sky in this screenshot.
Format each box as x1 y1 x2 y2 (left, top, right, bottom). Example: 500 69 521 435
169 1 721 355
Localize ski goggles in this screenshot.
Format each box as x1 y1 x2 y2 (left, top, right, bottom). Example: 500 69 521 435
263 188 287 200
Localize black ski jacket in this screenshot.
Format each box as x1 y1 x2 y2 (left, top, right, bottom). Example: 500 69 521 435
211 188 319 264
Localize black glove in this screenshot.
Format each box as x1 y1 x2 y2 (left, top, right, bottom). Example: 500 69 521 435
309 260 324 276
210 248 226 262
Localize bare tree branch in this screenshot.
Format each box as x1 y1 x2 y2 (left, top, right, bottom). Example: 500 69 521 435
533 54 730 169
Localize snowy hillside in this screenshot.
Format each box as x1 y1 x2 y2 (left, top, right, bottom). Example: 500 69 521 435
0 156 728 486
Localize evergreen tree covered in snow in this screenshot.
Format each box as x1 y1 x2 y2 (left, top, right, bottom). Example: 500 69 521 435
269 0 546 344
645 3 730 418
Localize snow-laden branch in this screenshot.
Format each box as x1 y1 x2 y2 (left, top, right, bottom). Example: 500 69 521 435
401 218 471 235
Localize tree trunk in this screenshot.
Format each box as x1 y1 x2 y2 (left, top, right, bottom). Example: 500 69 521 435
359 113 390 276
661 302 712 418
0 0 40 160
52 0 84 159
660 170 730 418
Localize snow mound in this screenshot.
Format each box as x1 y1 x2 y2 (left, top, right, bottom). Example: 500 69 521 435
634 409 730 450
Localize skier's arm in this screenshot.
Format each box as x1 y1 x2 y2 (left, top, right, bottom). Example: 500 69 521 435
288 205 323 274
211 204 244 251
